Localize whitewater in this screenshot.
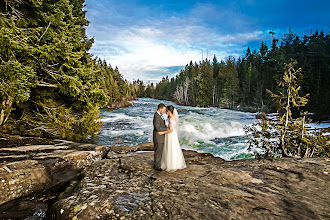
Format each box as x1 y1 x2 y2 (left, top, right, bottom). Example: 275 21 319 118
93 98 260 160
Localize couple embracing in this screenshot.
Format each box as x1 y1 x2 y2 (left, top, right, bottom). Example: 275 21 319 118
153 103 187 171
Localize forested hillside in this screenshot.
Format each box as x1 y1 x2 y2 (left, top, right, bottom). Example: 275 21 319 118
0 0 135 141
137 30 330 120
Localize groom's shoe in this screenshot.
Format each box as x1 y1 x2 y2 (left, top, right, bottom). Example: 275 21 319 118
155 167 163 171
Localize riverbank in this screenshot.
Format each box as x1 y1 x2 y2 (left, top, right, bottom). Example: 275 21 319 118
0 133 329 219
144 96 266 113
106 99 134 111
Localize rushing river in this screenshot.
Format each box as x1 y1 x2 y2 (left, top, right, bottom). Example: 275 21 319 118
93 98 257 160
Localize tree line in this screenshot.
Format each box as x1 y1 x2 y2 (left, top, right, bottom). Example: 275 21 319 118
0 0 136 141
136 29 330 121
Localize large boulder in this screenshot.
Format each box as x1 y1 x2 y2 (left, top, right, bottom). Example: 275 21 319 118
0 160 52 206
0 133 109 208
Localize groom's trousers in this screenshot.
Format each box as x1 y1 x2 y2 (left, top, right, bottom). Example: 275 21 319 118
154 143 164 169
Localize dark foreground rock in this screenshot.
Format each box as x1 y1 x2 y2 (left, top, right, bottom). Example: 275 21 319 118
50 144 330 220
0 133 108 219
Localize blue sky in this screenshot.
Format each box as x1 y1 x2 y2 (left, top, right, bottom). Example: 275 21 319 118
85 0 330 83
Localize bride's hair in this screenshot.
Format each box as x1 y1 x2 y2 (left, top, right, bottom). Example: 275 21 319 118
166 105 174 114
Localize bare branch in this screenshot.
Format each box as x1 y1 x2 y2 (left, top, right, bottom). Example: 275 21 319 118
5 0 25 18
40 66 62 79
38 22 51 42
0 54 5 63
47 63 60 67
37 81 58 88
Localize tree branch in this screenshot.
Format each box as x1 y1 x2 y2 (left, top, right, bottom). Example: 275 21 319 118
37 81 58 88
39 22 51 42
0 54 5 63
5 0 25 18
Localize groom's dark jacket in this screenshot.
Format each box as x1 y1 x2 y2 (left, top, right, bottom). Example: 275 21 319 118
153 112 167 143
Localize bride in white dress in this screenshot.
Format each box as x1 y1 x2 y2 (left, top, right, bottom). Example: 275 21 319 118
157 105 186 171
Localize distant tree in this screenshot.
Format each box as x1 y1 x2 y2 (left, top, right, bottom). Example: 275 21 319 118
212 55 220 105
173 77 190 105
219 57 239 108
194 60 213 106
183 77 190 105
145 83 154 98
173 84 184 104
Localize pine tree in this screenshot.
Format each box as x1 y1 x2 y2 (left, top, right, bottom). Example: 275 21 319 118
244 60 329 158
194 60 213 106
219 57 239 108
0 0 134 141
267 60 309 156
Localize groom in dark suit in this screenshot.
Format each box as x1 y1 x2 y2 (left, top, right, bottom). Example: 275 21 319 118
153 103 168 171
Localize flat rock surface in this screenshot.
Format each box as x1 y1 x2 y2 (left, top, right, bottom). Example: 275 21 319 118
51 145 330 220
0 135 329 220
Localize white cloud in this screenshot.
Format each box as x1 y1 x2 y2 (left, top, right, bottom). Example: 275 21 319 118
85 1 270 81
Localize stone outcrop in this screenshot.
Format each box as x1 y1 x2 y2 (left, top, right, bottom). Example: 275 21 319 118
0 133 329 220
50 144 330 220
0 133 108 219
107 99 133 110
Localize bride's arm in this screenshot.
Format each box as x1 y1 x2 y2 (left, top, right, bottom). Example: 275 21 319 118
158 129 173 135
159 117 176 134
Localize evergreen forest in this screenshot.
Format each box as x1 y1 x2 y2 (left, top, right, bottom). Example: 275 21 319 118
0 0 135 141
135 29 330 121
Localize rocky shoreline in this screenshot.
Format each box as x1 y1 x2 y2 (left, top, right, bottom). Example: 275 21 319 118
0 133 329 219
106 99 134 111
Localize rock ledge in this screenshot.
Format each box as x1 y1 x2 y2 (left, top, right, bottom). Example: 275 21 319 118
51 143 330 220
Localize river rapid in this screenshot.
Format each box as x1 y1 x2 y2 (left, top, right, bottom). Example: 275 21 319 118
93 98 257 160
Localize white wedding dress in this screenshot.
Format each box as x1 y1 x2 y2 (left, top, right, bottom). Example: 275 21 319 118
160 119 187 171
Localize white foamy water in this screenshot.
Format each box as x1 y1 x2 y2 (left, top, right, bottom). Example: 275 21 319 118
93 98 257 160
